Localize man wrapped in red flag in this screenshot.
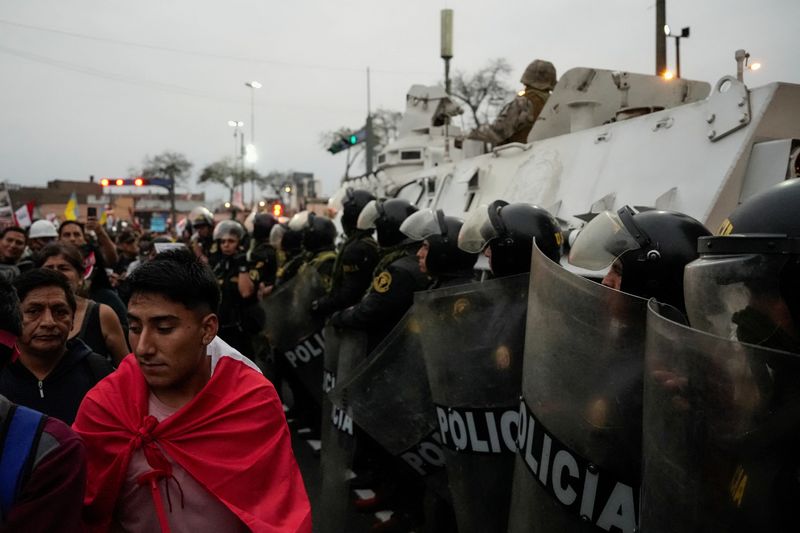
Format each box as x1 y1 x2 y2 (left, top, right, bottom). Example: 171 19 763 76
73 249 311 532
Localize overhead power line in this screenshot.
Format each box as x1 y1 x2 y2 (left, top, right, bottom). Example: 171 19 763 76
0 18 438 77
0 43 366 114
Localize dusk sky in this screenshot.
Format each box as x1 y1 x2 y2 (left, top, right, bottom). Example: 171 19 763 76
1 0 797 203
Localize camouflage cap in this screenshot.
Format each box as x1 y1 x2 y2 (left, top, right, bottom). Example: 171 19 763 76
521 60 557 91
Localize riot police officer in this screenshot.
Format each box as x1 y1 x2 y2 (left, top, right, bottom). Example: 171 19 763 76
212 220 259 355
400 208 478 288
683 179 800 351
569 206 710 313
330 198 431 350
312 188 379 317
651 182 800 532
458 200 562 276
188 206 216 265
247 213 280 295
288 211 338 288
273 223 305 287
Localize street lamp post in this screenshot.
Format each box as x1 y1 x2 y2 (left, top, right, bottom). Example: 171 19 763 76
664 25 690 78
227 120 244 205
245 81 261 208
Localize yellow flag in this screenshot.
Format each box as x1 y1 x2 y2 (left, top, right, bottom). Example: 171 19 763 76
64 192 78 221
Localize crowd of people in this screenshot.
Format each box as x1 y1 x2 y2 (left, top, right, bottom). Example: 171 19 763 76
0 175 799 532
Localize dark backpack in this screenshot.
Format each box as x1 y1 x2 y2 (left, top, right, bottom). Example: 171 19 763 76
0 405 45 520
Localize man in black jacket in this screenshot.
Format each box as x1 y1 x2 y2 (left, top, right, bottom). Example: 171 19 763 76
312 188 379 318
0 268 113 424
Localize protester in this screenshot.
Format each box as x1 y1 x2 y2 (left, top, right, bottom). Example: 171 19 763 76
0 277 86 532
73 249 311 532
0 226 26 282
26 219 59 254
37 242 128 364
57 219 128 330
0 268 113 424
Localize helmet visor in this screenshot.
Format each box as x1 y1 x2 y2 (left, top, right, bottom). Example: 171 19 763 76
212 220 243 241
458 205 499 253
269 224 286 248
400 209 446 241
568 211 641 271
684 246 794 348
328 187 349 214
288 211 310 231
357 200 380 230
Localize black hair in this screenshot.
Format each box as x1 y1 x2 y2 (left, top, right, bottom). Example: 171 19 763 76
13 268 77 314
0 277 21 336
58 220 85 237
35 242 84 275
126 248 219 313
1 226 26 240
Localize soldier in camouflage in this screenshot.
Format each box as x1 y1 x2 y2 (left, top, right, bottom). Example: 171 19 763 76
468 59 557 146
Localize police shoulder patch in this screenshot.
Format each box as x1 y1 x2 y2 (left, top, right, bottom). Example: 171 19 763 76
373 271 392 293
249 269 260 281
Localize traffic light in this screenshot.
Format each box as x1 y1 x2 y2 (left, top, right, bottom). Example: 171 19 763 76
272 203 283 218
327 126 368 154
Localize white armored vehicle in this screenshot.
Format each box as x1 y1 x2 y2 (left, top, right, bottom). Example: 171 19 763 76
342 67 800 236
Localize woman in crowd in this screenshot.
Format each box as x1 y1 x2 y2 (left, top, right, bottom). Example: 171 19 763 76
37 242 128 365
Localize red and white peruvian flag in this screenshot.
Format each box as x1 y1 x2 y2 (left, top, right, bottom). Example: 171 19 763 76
14 202 33 228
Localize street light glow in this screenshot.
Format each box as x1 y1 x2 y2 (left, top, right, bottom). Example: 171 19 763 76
662 70 675 80
259 201 266 207
245 143 258 163
663 24 671 35
246 81 262 89
749 62 762 71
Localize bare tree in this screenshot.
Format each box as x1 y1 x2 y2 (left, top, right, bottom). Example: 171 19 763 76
197 158 242 203
139 151 193 186
450 58 515 130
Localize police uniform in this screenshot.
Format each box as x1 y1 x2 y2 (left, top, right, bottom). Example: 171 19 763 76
247 241 278 289
330 245 431 350
275 251 307 287
468 88 549 146
214 253 258 355
312 230 379 317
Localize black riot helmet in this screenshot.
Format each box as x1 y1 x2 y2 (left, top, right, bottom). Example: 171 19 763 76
357 198 419 248
252 213 278 241
400 209 478 275
289 211 337 253
271 223 302 256
459 201 562 277
331 187 376 235
570 206 710 312
683 180 800 351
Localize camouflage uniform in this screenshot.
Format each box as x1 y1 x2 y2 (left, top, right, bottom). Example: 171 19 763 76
468 59 556 146
468 88 550 145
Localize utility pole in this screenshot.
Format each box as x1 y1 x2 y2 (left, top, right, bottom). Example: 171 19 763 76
365 67 374 174
441 9 454 94
656 0 667 76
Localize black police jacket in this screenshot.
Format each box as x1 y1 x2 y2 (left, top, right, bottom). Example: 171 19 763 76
314 232 379 317
331 248 431 350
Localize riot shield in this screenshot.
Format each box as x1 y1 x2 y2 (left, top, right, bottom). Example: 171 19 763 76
419 273 529 533
261 266 326 403
319 325 369 533
508 245 648 533
640 300 800 533
329 309 444 477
